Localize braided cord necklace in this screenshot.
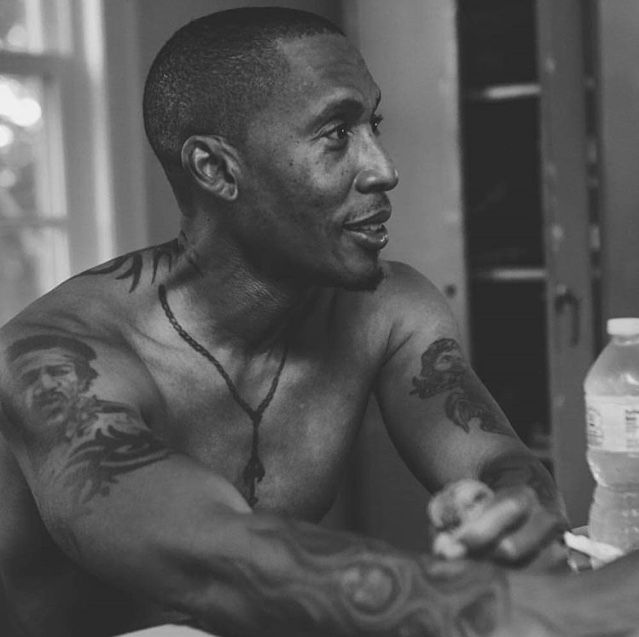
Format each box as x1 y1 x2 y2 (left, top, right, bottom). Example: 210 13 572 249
158 284 289 507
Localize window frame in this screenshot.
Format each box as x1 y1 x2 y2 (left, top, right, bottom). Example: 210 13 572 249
0 0 133 319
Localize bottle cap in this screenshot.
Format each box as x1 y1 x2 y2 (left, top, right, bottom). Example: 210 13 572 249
607 318 639 336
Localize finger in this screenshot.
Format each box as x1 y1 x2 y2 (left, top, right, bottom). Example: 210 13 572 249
432 532 467 560
451 490 533 551
493 507 565 563
428 479 494 530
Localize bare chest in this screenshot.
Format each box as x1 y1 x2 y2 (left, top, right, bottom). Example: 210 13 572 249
148 351 374 520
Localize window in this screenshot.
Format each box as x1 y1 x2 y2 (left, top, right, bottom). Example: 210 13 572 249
0 0 71 324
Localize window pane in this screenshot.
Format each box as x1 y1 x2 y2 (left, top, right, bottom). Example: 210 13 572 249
0 73 63 220
0 0 44 52
0 224 69 323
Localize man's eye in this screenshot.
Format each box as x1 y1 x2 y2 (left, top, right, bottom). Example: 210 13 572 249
326 124 350 142
371 114 384 135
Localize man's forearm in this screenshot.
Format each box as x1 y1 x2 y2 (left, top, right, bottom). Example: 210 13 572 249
193 513 513 637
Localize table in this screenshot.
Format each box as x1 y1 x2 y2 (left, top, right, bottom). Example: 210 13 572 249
119 627 212 636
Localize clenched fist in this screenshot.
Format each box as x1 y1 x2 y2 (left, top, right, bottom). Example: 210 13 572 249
428 479 568 571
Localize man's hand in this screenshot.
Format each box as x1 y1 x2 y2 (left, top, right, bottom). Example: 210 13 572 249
428 479 568 571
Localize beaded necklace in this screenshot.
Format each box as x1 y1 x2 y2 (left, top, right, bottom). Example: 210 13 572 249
159 284 288 507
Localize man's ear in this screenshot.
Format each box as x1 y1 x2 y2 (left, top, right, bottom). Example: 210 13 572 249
181 135 241 201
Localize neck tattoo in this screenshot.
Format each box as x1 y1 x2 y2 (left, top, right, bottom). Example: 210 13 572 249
158 285 288 507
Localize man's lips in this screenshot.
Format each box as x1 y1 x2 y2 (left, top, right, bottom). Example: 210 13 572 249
343 208 392 231
343 209 391 250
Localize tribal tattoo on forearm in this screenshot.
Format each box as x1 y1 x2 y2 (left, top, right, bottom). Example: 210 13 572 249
7 334 172 516
410 338 513 437
209 521 510 637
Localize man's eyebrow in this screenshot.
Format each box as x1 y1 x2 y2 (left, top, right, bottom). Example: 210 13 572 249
310 92 382 127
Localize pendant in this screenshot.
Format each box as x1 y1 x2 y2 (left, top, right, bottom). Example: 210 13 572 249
243 453 266 507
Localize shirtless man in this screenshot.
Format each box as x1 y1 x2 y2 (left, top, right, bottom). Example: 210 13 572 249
0 7 632 637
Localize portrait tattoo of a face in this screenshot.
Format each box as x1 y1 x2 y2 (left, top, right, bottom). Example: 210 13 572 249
9 335 99 435
8 335 171 513
410 338 512 437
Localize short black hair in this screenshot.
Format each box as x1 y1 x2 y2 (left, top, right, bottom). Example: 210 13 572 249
143 7 343 178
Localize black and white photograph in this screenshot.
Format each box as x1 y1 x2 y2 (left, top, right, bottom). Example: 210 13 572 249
1 1 639 635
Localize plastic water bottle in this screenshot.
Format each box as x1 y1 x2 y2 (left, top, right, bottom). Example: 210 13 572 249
586 317 639 554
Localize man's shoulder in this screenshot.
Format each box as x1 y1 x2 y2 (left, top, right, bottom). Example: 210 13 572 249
327 261 457 358
0 259 144 381
0 304 122 380
334 260 450 317
1 276 117 345
379 260 443 297
379 260 458 333
0 243 168 341
0 290 156 421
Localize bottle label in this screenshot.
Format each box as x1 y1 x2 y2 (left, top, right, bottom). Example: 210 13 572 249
586 396 639 452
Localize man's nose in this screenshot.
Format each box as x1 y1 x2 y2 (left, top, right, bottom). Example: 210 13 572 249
37 372 57 390
354 137 399 194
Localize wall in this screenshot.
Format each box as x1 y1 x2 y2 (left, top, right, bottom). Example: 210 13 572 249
596 1 639 321
101 0 149 254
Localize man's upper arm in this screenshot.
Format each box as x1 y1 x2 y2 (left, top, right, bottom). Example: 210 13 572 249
0 329 248 550
374 263 535 492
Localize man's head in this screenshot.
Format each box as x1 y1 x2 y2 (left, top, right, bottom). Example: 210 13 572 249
143 7 343 179
8 335 97 426
145 7 398 290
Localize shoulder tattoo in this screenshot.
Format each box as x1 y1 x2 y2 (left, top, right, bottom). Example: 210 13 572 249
410 338 513 438
73 231 203 293
7 334 172 515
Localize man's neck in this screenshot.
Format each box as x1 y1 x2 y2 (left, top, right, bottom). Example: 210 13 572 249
159 229 318 353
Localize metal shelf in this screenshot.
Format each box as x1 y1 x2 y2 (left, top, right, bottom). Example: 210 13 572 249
464 82 541 102
472 266 546 283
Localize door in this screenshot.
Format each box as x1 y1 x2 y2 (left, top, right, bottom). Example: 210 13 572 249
537 0 597 525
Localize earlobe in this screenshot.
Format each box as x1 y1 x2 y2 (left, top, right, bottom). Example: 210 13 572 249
181 135 239 201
